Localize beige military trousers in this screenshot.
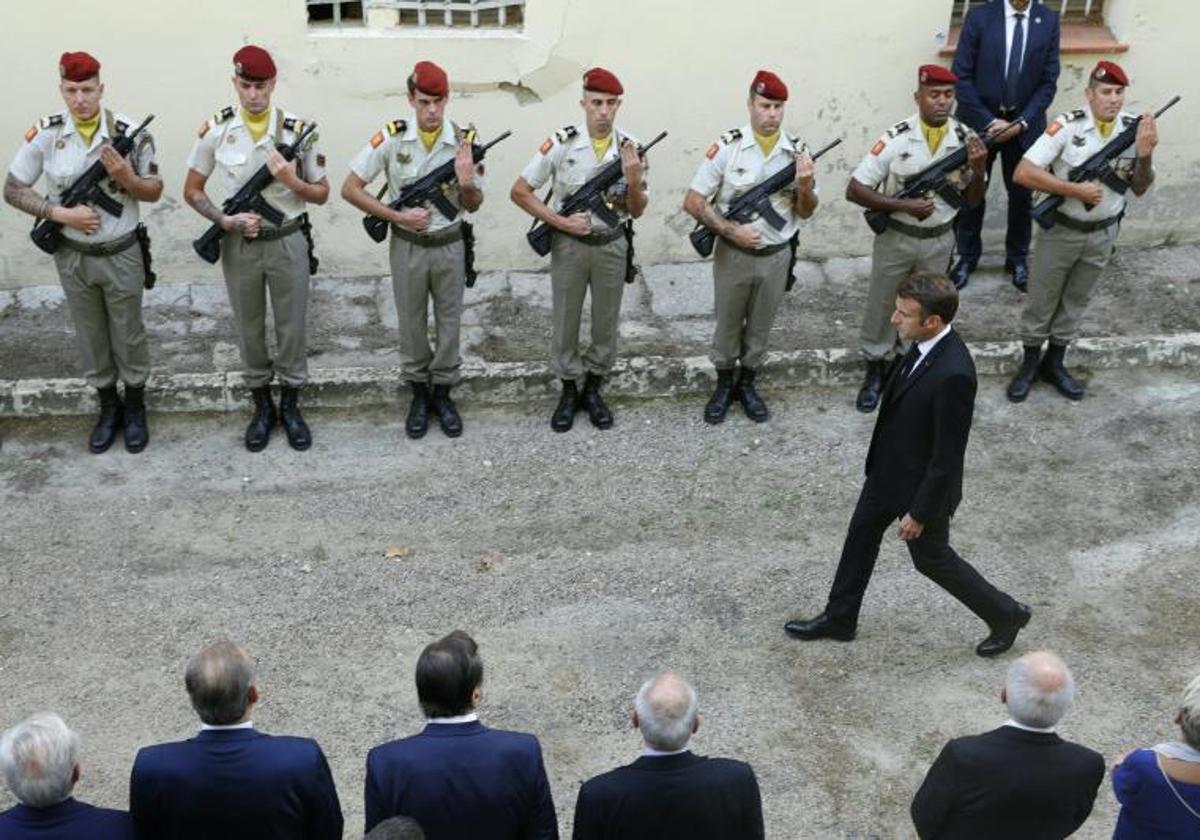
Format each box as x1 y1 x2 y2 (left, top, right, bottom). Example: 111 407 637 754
549 234 627 380
53 244 150 389
388 236 465 386
220 230 310 388
860 228 954 360
1021 222 1119 346
710 241 790 370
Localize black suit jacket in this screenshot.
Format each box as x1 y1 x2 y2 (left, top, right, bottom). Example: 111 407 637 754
911 725 1105 839
571 752 763 840
865 329 975 523
129 728 343 840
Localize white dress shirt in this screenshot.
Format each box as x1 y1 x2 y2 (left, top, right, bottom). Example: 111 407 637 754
1004 718 1057 734
199 720 254 731
427 713 479 725
909 323 953 375
1004 0 1032 76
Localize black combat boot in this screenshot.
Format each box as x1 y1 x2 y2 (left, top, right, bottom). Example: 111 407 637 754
736 368 769 423
122 384 149 453
704 368 736 424
431 384 463 437
406 382 431 439
854 360 885 413
89 385 123 454
550 380 578 433
580 372 614 429
278 386 312 451
1006 345 1043 403
1039 342 1085 401
245 386 276 452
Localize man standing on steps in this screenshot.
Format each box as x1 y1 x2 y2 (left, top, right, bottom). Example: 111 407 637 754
511 67 648 433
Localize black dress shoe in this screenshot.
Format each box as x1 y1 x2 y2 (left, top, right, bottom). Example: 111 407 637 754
405 382 431 439
784 612 856 642
431 384 463 437
279 386 312 451
949 258 975 291
551 380 578 433
245 386 277 452
1008 261 1029 293
855 360 885 413
89 386 123 454
976 602 1032 658
580 372 614 429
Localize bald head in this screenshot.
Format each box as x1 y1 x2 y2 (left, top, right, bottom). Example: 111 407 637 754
634 673 699 752
185 641 256 726
1005 651 1075 729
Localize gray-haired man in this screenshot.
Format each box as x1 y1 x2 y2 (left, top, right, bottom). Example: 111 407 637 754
572 672 763 840
911 651 1105 839
0 711 134 838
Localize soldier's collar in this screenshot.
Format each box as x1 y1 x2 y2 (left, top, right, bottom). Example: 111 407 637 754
738 124 757 151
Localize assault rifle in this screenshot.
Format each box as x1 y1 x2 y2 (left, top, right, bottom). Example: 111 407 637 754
526 131 668 257
1031 95 1180 230
690 137 841 257
362 129 512 243
192 121 317 264
30 114 154 254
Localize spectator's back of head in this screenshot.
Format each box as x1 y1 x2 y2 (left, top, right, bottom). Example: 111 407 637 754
1180 672 1200 749
185 640 256 725
1005 651 1075 729
0 712 80 808
365 815 426 840
634 672 699 752
415 630 483 719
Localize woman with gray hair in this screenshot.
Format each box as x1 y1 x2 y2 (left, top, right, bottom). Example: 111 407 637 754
1112 672 1200 838
0 711 133 838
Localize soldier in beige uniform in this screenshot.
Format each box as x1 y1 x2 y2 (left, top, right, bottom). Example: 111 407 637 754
1009 60 1157 402
5 51 161 454
846 64 987 413
341 61 483 439
684 70 818 424
511 67 648 432
183 45 328 452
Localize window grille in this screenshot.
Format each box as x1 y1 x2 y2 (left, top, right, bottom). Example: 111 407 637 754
951 0 1106 26
308 0 525 29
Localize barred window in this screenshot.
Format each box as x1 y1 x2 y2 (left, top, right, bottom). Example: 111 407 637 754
951 0 1107 26
307 0 525 30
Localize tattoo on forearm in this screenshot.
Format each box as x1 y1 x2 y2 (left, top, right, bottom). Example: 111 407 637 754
191 193 224 223
4 174 51 219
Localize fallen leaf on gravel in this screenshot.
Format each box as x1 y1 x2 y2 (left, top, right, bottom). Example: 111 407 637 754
477 554 500 572
384 545 412 559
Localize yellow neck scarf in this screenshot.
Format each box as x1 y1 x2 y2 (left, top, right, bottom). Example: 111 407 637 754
419 125 443 152
1096 118 1115 140
241 108 271 144
591 133 613 160
920 119 949 155
754 129 780 157
73 113 101 146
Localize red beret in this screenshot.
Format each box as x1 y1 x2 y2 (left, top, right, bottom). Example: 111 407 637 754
233 45 276 81
918 64 958 86
1091 60 1129 87
582 67 623 95
750 69 788 102
410 61 449 97
59 52 100 82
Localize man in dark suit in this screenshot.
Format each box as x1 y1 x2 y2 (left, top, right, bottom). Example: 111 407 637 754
572 672 763 840
0 712 133 839
786 274 1030 656
128 640 343 840
364 630 558 839
911 651 1105 838
950 0 1061 291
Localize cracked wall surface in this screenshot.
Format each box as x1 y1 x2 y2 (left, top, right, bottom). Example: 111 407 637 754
0 0 1195 288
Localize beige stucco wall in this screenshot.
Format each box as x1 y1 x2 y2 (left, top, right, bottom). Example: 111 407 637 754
1 0 1194 287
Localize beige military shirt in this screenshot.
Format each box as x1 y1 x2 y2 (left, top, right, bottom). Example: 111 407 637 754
9 108 157 244
851 113 974 229
519 124 645 234
689 124 816 246
1024 108 1146 222
347 115 485 233
186 106 325 223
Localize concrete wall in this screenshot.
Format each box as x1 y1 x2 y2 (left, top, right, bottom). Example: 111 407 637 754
1 0 1194 288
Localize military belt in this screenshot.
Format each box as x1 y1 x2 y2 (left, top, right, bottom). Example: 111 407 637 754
1051 211 1122 234
563 226 626 247
391 222 464 247
886 218 955 239
58 228 139 256
255 217 305 242
719 238 791 258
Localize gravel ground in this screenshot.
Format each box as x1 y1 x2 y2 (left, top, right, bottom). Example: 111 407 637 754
1 369 1198 838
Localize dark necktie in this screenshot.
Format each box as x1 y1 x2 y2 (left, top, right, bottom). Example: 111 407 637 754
1004 13 1026 109
898 345 921 381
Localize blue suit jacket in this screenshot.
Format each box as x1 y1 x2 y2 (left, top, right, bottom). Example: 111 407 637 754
128 727 343 840
365 720 559 840
952 0 1061 149
0 798 134 839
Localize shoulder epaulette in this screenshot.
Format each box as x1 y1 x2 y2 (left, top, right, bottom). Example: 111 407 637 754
1065 109 1087 122
886 120 912 138
555 125 578 143
386 118 407 136
454 122 478 144
214 106 235 124
39 114 64 130
954 123 967 142
787 133 801 147
719 128 742 144
282 116 309 134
